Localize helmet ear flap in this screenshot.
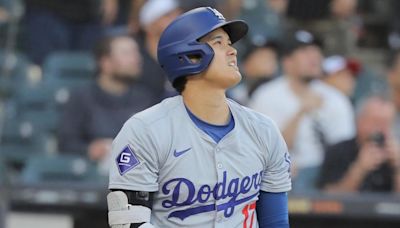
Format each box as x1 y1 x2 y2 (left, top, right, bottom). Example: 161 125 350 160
160 42 214 83
181 42 213 66
186 53 202 64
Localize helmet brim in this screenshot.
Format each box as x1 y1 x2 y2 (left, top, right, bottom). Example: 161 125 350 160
221 20 248 44
197 20 248 44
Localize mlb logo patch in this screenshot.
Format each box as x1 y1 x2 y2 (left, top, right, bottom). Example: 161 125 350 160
116 145 140 175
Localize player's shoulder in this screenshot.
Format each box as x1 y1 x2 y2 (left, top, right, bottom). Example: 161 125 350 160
124 95 183 128
229 99 279 131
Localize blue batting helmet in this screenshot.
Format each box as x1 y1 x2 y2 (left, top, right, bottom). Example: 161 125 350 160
157 7 248 84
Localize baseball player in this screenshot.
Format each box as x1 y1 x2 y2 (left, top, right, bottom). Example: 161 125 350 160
107 7 291 228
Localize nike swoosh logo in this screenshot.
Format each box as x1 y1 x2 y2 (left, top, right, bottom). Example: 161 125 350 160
174 147 191 157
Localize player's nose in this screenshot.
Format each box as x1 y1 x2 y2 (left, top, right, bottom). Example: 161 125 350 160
227 45 237 56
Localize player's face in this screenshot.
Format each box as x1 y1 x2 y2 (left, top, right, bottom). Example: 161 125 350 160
198 28 241 89
109 37 142 80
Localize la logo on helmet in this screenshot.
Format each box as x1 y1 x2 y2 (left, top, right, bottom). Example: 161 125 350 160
208 7 225 20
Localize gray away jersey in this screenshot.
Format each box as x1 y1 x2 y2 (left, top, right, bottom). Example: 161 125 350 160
109 96 291 228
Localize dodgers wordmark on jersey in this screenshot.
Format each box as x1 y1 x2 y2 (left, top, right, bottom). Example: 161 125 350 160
109 96 291 228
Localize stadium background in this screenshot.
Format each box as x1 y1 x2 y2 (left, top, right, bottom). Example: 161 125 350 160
0 0 399 227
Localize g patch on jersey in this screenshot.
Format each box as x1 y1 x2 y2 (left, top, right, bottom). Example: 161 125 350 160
116 145 140 175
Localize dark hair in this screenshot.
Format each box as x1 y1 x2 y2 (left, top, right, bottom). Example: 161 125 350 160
93 34 136 61
172 76 188 94
93 35 136 73
94 36 114 62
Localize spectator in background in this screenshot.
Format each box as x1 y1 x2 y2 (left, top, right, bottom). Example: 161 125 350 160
178 0 218 12
24 0 118 65
287 0 331 21
102 0 130 35
0 0 11 46
100 0 147 35
287 0 359 56
322 55 361 99
137 0 181 100
388 0 400 50
58 35 156 171
239 0 288 47
387 49 400 142
0 5 9 24
318 96 400 192
229 40 279 105
249 30 355 192
125 0 146 34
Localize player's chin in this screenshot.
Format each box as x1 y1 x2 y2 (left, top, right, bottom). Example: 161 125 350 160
232 68 242 80
224 70 242 87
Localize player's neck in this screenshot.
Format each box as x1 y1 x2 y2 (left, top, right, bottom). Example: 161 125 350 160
182 86 230 125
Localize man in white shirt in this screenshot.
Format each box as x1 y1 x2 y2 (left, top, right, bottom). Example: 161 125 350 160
249 30 355 192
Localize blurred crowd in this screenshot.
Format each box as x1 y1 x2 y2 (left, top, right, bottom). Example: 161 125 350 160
1 0 400 197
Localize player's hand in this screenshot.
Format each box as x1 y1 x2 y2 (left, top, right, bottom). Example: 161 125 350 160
88 138 113 161
355 142 387 173
300 91 323 113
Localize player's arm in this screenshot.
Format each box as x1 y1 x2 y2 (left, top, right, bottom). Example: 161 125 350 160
108 118 160 228
258 119 292 227
256 191 289 228
107 189 155 228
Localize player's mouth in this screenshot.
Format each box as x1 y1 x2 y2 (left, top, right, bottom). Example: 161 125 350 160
228 60 238 70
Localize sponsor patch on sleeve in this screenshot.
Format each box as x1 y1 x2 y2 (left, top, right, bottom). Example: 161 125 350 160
116 145 140 175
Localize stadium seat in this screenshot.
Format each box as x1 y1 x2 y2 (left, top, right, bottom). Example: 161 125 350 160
41 52 95 111
0 117 48 171
43 51 95 87
0 51 32 98
14 84 58 133
43 51 95 77
20 154 103 184
0 157 6 184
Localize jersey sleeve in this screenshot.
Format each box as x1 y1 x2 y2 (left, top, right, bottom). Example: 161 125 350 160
260 120 292 192
109 117 159 192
